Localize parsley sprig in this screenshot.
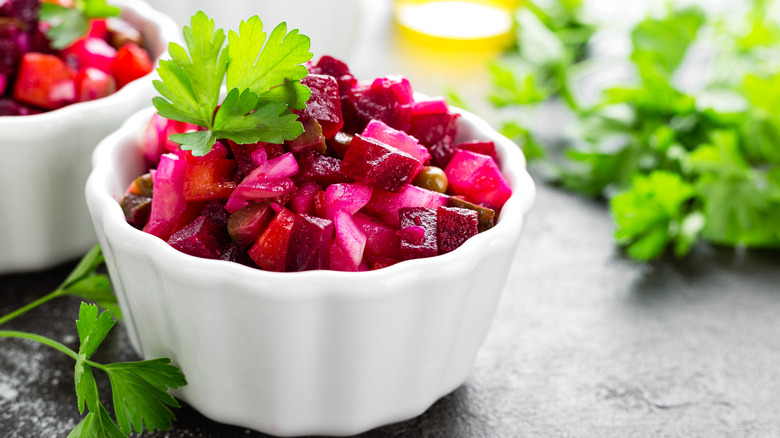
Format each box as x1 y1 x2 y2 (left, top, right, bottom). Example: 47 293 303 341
39 0 121 49
153 11 312 156
490 0 780 261
0 246 187 438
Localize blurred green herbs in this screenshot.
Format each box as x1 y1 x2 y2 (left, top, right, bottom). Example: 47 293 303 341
491 0 780 261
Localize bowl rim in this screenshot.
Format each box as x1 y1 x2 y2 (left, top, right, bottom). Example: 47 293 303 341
0 0 178 128
88 103 536 298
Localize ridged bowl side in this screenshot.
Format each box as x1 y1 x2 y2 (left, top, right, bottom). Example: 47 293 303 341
86 105 534 436
0 0 178 274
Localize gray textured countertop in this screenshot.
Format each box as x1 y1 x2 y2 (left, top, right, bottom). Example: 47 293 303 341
2 181 780 437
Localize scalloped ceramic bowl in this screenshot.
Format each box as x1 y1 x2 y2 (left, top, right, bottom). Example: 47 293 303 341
0 0 178 274
86 105 535 436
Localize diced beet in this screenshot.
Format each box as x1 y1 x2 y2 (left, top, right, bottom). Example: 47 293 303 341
293 74 344 138
288 183 321 216
13 52 76 110
436 206 478 254
1 0 39 29
286 117 326 154
362 185 449 228
0 74 6 94
455 140 499 165
408 112 460 167
0 97 37 116
143 114 198 167
0 20 29 76
145 153 187 240
75 67 117 102
321 182 373 220
449 196 495 232
341 134 418 192
62 37 117 74
327 132 353 158
445 149 512 210
361 119 431 176
167 215 226 259
228 179 297 210
347 76 413 132
369 258 400 270
120 193 151 229
248 207 296 272
220 242 259 268
412 97 449 115
330 210 366 271
183 159 237 201
307 55 357 96
293 150 353 185
286 214 333 271
398 207 437 260
112 42 153 88
227 202 274 249
201 200 229 229
353 212 402 261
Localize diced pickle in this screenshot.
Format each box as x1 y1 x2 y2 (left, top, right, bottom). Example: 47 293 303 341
130 173 154 197
120 193 152 228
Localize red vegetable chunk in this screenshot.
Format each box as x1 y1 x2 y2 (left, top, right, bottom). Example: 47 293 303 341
167 215 227 260
294 150 353 186
341 134 418 192
307 54 357 96
62 37 117 74
347 76 413 132
286 214 333 271
75 67 116 102
293 74 344 138
455 140 499 165
436 206 478 254
362 184 449 228
353 212 402 262
13 52 76 110
408 111 460 168
398 207 437 260
361 119 430 176
183 159 237 201
330 210 367 271
112 42 152 88
248 206 296 272
145 153 187 240
445 149 512 211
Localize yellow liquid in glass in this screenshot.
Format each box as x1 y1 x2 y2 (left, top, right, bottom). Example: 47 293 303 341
395 0 517 51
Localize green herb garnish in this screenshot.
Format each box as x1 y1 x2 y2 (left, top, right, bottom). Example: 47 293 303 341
0 246 187 438
491 0 780 261
153 11 313 156
39 0 121 50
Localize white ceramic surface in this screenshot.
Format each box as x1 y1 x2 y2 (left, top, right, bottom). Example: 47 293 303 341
153 0 362 61
0 0 178 274
86 105 535 436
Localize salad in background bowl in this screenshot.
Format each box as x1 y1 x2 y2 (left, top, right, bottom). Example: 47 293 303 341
86 11 534 435
0 0 178 274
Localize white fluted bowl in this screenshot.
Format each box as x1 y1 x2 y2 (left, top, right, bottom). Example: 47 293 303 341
0 0 178 274
86 105 535 436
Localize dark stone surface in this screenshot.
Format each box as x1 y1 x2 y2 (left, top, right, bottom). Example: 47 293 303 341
2 181 780 437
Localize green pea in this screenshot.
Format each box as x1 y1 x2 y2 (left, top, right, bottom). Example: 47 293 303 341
412 166 448 193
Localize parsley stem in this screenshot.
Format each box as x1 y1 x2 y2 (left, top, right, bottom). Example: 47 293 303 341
0 289 65 327
0 330 78 361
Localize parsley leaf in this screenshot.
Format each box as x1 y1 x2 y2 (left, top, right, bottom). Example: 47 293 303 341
105 359 187 433
226 17 312 109
154 11 312 156
67 404 126 438
74 303 115 414
38 0 120 49
612 171 700 260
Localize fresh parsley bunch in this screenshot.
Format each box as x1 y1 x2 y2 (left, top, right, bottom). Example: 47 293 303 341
0 246 187 438
153 11 313 156
491 0 780 261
